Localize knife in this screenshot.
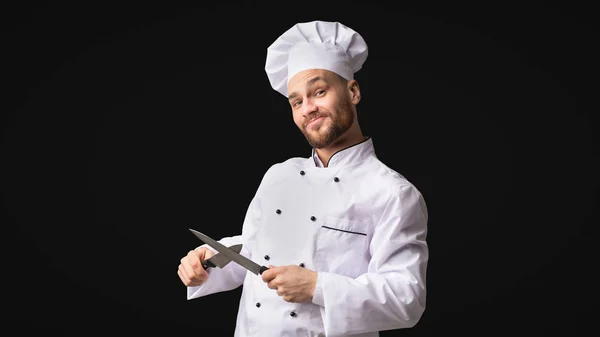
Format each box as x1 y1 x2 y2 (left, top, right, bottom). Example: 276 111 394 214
189 228 269 275
202 244 242 270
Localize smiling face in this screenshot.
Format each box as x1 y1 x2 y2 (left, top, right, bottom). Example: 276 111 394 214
287 69 361 149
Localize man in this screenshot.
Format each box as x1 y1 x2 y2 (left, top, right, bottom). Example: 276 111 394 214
178 20 429 337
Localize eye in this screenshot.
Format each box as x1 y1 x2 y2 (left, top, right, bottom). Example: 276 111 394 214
292 100 302 107
315 90 325 96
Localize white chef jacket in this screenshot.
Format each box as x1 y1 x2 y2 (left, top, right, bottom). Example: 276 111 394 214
188 137 429 337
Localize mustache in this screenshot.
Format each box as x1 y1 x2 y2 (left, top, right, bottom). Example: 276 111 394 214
304 113 326 127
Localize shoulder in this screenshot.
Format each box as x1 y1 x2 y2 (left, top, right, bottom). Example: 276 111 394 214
365 157 426 202
258 157 307 187
363 157 410 188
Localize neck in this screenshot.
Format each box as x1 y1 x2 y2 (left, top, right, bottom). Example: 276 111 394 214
315 129 366 167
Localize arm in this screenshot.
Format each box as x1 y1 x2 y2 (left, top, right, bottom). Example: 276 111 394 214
186 235 247 299
312 184 429 336
187 196 262 300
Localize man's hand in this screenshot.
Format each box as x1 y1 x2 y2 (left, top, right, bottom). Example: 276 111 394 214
261 265 318 303
178 247 216 287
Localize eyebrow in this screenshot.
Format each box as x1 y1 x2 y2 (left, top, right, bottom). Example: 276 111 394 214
288 76 327 101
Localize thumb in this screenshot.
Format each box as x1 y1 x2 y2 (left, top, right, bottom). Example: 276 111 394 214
261 265 277 282
195 246 215 260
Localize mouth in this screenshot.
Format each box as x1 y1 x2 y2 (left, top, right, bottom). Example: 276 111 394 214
306 116 324 129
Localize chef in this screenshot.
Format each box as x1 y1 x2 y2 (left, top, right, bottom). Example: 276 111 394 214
177 20 429 337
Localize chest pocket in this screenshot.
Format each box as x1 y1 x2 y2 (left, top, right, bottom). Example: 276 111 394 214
314 216 369 278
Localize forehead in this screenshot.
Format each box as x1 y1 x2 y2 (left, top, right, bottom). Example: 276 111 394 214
287 69 336 94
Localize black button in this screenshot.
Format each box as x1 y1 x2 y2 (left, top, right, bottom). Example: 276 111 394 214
310 216 316 221
299 263 305 268
290 311 297 317
300 170 305 176
256 302 261 308
276 209 281 214
334 177 339 182
264 255 270 261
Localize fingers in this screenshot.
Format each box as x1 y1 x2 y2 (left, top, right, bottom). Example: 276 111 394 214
261 265 278 282
187 249 203 268
180 261 196 281
265 266 281 292
267 278 283 298
263 265 279 290
261 270 272 283
269 281 287 299
178 250 209 286
178 266 192 285
181 251 203 276
261 265 315 303
263 265 286 290
197 247 216 260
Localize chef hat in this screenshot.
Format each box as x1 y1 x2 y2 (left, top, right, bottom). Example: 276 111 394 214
265 20 369 97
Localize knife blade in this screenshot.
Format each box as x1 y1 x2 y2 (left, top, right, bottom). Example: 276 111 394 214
202 244 243 270
189 228 269 275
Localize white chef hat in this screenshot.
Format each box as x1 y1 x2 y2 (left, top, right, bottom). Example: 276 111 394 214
265 20 369 97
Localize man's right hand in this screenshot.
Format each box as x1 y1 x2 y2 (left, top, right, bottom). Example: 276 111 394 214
178 247 216 287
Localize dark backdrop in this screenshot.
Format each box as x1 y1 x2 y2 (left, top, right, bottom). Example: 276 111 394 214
2 2 597 336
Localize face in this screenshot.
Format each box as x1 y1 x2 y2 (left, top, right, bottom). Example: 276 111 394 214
287 69 359 149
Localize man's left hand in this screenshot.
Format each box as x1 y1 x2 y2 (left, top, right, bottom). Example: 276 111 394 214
261 265 318 303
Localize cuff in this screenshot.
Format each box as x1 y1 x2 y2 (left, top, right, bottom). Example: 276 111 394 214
311 271 325 306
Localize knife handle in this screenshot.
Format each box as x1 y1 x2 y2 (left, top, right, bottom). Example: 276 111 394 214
259 266 269 275
202 259 216 270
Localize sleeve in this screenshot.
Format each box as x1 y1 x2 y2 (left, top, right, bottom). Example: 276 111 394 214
187 165 275 300
311 183 429 336
187 195 263 300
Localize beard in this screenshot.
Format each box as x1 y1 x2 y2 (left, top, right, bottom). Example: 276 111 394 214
301 96 355 149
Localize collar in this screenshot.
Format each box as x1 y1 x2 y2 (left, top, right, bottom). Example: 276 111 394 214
312 137 375 168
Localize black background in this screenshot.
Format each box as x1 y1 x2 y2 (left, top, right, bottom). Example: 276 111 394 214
2 2 597 336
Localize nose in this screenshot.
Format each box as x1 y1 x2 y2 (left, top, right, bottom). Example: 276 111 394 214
300 98 317 117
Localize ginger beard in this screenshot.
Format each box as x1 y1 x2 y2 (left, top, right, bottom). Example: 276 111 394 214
300 93 355 149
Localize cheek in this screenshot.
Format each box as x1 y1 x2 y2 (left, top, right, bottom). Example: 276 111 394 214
292 112 303 128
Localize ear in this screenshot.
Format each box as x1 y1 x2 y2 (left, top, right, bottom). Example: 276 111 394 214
347 80 361 104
